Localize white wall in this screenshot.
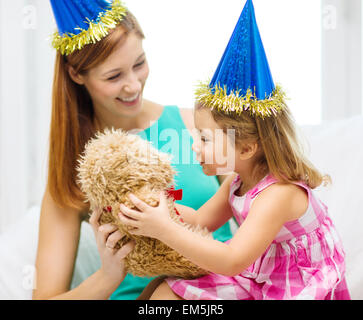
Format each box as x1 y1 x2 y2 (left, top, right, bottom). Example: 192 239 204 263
322 0 361 121
0 0 29 232
0 0 54 232
131 0 323 125
0 0 361 232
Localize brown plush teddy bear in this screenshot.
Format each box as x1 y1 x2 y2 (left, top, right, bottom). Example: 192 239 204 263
77 129 212 279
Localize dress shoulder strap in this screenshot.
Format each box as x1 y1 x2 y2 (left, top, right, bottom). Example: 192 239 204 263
248 175 278 199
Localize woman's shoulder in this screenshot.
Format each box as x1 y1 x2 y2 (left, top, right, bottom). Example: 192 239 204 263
42 185 86 222
144 100 194 128
178 108 195 133
143 99 164 120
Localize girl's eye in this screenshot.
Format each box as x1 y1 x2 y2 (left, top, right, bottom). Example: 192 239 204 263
107 73 121 81
201 136 209 142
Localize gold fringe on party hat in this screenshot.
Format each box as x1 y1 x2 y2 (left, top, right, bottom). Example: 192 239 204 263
196 0 287 118
50 0 127 55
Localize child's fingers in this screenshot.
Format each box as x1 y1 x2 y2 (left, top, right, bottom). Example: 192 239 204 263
128 194 149 212
119 212 140 228
159 191 168 207
120 204 142 220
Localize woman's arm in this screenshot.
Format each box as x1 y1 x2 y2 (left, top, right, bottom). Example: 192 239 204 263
33 186 133 300
119 183 306 276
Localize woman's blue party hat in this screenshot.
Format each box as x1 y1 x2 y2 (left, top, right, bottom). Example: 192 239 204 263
196 0 286 118
50 0 127 55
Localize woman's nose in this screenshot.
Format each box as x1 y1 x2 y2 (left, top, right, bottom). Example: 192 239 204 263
123 73 141 94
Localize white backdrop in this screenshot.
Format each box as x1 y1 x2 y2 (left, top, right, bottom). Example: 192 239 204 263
132 0 322 124
0 0 361 232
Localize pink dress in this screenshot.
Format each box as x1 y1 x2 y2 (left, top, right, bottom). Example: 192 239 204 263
166 175 351 300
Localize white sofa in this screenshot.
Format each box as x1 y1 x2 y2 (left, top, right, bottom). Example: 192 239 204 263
0 116 362 300
300 116 363 299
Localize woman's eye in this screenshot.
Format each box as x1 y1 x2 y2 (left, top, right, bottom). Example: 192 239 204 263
134 60 145 68
107 73 121 81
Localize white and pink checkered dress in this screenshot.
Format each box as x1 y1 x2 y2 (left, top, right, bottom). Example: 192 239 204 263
166 174 351 300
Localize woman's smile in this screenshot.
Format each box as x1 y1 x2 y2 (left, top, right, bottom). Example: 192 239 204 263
116 92 141 107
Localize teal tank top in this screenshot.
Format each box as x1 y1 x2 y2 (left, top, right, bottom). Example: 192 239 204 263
110 106 232 300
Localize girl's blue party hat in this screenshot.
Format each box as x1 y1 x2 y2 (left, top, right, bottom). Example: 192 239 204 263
196 0 286 118
50 0 127 55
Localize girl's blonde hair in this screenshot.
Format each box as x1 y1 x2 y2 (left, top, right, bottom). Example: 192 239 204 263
198 102 329 189
48 11 144 210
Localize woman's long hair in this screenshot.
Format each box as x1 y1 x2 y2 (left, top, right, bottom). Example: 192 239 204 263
48 12 144 210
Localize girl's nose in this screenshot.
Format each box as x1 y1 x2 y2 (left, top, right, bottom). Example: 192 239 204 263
192 141 199 153
192 142 203 163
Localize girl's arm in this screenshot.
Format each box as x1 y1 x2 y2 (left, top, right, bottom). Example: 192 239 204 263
119 183 307 276
174 173 236 230
216 174 229 185
33 186 133 300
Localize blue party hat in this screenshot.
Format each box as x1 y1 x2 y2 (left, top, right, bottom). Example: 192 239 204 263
50 0 127 55
196 0 286 118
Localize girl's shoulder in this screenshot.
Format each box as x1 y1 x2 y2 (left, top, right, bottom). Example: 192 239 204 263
220 173 239 196
253 181 309 223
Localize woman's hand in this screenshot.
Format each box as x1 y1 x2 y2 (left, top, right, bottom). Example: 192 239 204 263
89 207 135 285
118 192 173 239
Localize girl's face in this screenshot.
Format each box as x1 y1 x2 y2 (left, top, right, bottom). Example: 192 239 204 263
74 32 149 121
192 108 238 176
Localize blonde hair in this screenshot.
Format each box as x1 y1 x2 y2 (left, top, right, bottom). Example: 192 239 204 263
197 102 329 189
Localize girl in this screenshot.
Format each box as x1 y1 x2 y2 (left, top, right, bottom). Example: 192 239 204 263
33 1 231 300
118 0 350 300
119 100 350 300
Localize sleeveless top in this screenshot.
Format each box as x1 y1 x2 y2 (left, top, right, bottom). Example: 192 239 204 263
166 174 350 300
110 106 232 300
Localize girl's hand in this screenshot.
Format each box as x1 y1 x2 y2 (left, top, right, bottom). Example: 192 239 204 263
118 192 173 239
89 207 135 285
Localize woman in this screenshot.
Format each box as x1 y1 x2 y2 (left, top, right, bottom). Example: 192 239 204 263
33 0 232 300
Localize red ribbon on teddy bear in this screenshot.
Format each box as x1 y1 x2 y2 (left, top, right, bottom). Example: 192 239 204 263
166 186 184 222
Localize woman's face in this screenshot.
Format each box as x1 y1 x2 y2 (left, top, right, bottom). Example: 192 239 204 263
77 32 149 121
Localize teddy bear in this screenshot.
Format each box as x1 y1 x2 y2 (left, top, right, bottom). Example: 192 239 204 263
77 128 212 279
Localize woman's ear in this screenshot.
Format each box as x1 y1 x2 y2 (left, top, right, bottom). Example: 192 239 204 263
68 65 85 85
239 141 259 161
